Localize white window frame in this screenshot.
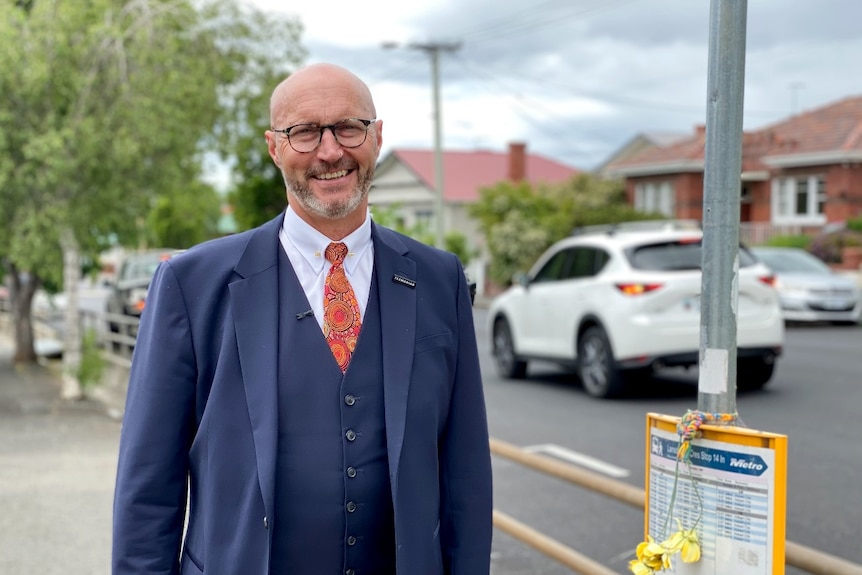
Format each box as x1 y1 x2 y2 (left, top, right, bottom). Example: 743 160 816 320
634 181 675 217
771 175 827 225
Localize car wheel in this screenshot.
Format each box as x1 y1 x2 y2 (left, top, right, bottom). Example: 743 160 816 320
577 326 626 398
737 356 775 391
493 318 527 379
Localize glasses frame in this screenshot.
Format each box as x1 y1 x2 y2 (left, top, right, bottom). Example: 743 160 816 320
271 118 376 153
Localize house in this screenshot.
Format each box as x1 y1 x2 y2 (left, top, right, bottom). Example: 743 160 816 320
605 96 862 244
593 131 689 178
369 142 580 293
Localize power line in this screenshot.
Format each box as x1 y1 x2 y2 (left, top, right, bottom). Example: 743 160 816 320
462 0 640 45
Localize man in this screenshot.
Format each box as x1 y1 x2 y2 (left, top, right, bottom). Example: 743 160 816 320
112 63 493 575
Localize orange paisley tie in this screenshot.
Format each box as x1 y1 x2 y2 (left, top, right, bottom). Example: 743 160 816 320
323 242 362 372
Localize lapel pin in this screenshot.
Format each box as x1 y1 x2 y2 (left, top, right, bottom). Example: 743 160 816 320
393 274 416 288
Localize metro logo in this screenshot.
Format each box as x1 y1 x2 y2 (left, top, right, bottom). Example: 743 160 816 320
730 457 765 472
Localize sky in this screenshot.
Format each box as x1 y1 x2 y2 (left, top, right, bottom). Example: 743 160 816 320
245 0 862 172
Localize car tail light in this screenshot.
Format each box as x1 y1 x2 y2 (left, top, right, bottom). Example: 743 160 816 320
675 237 702 245
758 275 777 287
615 283 663 296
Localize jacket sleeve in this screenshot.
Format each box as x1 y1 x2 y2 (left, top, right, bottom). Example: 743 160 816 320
112 262 197 575
440 262 494 574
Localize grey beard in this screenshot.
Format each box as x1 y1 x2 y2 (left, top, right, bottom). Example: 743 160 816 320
282 167 374 220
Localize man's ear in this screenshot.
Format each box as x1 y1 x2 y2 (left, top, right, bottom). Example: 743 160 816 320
375 119 384 152
265 131 281 166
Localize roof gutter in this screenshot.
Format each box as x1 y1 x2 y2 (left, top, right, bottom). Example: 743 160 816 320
607 160 704 178
762 150 862 168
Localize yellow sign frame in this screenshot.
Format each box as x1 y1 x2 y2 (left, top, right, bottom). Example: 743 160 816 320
646 412 788 574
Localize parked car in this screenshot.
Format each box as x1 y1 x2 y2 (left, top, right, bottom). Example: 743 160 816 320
105 249 179 332
750 246 861 325
488 220 785 398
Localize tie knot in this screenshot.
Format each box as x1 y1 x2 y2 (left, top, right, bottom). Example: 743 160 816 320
325 242 348 264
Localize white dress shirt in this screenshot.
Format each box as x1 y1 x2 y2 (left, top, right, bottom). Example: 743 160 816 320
278 206 374 330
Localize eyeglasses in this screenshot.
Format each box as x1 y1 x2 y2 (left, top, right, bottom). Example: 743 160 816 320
271 118 375 153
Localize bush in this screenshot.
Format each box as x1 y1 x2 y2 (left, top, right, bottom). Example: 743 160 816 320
847 216 862 233
807 229 862 263
764 235 811 250
77 328 106 391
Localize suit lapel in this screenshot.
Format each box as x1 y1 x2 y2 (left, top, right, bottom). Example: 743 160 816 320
230 214 283 522
372 224 416 494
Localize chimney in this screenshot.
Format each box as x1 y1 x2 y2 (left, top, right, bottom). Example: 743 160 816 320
695 124 706 137
508 142 526 182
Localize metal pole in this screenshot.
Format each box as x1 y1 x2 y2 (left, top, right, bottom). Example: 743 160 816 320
698 0 748 415
430 48 445 249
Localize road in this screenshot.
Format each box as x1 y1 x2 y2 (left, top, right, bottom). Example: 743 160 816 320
478 307 862 574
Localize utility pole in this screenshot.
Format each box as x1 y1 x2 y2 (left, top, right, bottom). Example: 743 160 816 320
383 40 461 249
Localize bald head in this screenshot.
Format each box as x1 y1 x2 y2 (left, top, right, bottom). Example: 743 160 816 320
270 63 376 128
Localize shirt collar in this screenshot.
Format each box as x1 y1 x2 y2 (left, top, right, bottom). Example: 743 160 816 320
282 206 372 275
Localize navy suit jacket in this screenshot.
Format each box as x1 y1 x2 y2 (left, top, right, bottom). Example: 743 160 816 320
112 213 493 575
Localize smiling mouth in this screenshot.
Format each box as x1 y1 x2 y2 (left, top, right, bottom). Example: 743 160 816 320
315 169 350 181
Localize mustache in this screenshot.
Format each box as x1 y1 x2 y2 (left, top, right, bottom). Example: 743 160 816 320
307 160 357 177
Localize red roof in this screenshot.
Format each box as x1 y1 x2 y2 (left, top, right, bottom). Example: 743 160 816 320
755 96 862 157
388 147 579 202
612 95 862 173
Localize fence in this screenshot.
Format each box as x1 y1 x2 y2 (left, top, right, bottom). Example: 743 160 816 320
740 222 804 246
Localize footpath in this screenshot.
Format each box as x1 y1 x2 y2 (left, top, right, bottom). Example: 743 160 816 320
0 334 120 575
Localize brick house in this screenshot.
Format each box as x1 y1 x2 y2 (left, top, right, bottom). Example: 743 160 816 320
605 96 862 244
369 142 579 294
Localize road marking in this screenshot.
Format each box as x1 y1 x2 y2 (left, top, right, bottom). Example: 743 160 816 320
524 443 630 478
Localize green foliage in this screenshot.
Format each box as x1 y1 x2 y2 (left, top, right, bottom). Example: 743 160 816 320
6 205 63 292
0 0 305 363
470 173 663 285
764 234 812 249
369 205 474 265
369 204 402 229
215 11 306 231
146 182 223 248
0 0 304 266
76 328 105 391
228 172 288 230
486 212 553 286
847 216 862 233
444 231 476 267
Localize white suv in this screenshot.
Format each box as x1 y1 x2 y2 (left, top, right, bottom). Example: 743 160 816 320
488 221 784 398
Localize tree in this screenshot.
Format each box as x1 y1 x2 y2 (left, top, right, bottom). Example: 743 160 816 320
0 0 304 397
370 205 475 267
146 182 223 248
219 10 307 231
470 174 661 286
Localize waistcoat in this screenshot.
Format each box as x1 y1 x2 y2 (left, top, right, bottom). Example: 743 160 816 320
270 248 395 575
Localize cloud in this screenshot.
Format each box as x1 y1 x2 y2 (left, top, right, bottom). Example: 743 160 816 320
251 0 862 170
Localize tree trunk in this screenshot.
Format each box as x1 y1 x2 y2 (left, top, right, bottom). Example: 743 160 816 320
7 264 39 364
60 227 83 400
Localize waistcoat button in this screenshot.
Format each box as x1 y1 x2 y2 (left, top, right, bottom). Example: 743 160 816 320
344 394 356 406
345 429 357 441
347 535 357 546
346 467 357 478
346 501 357 513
